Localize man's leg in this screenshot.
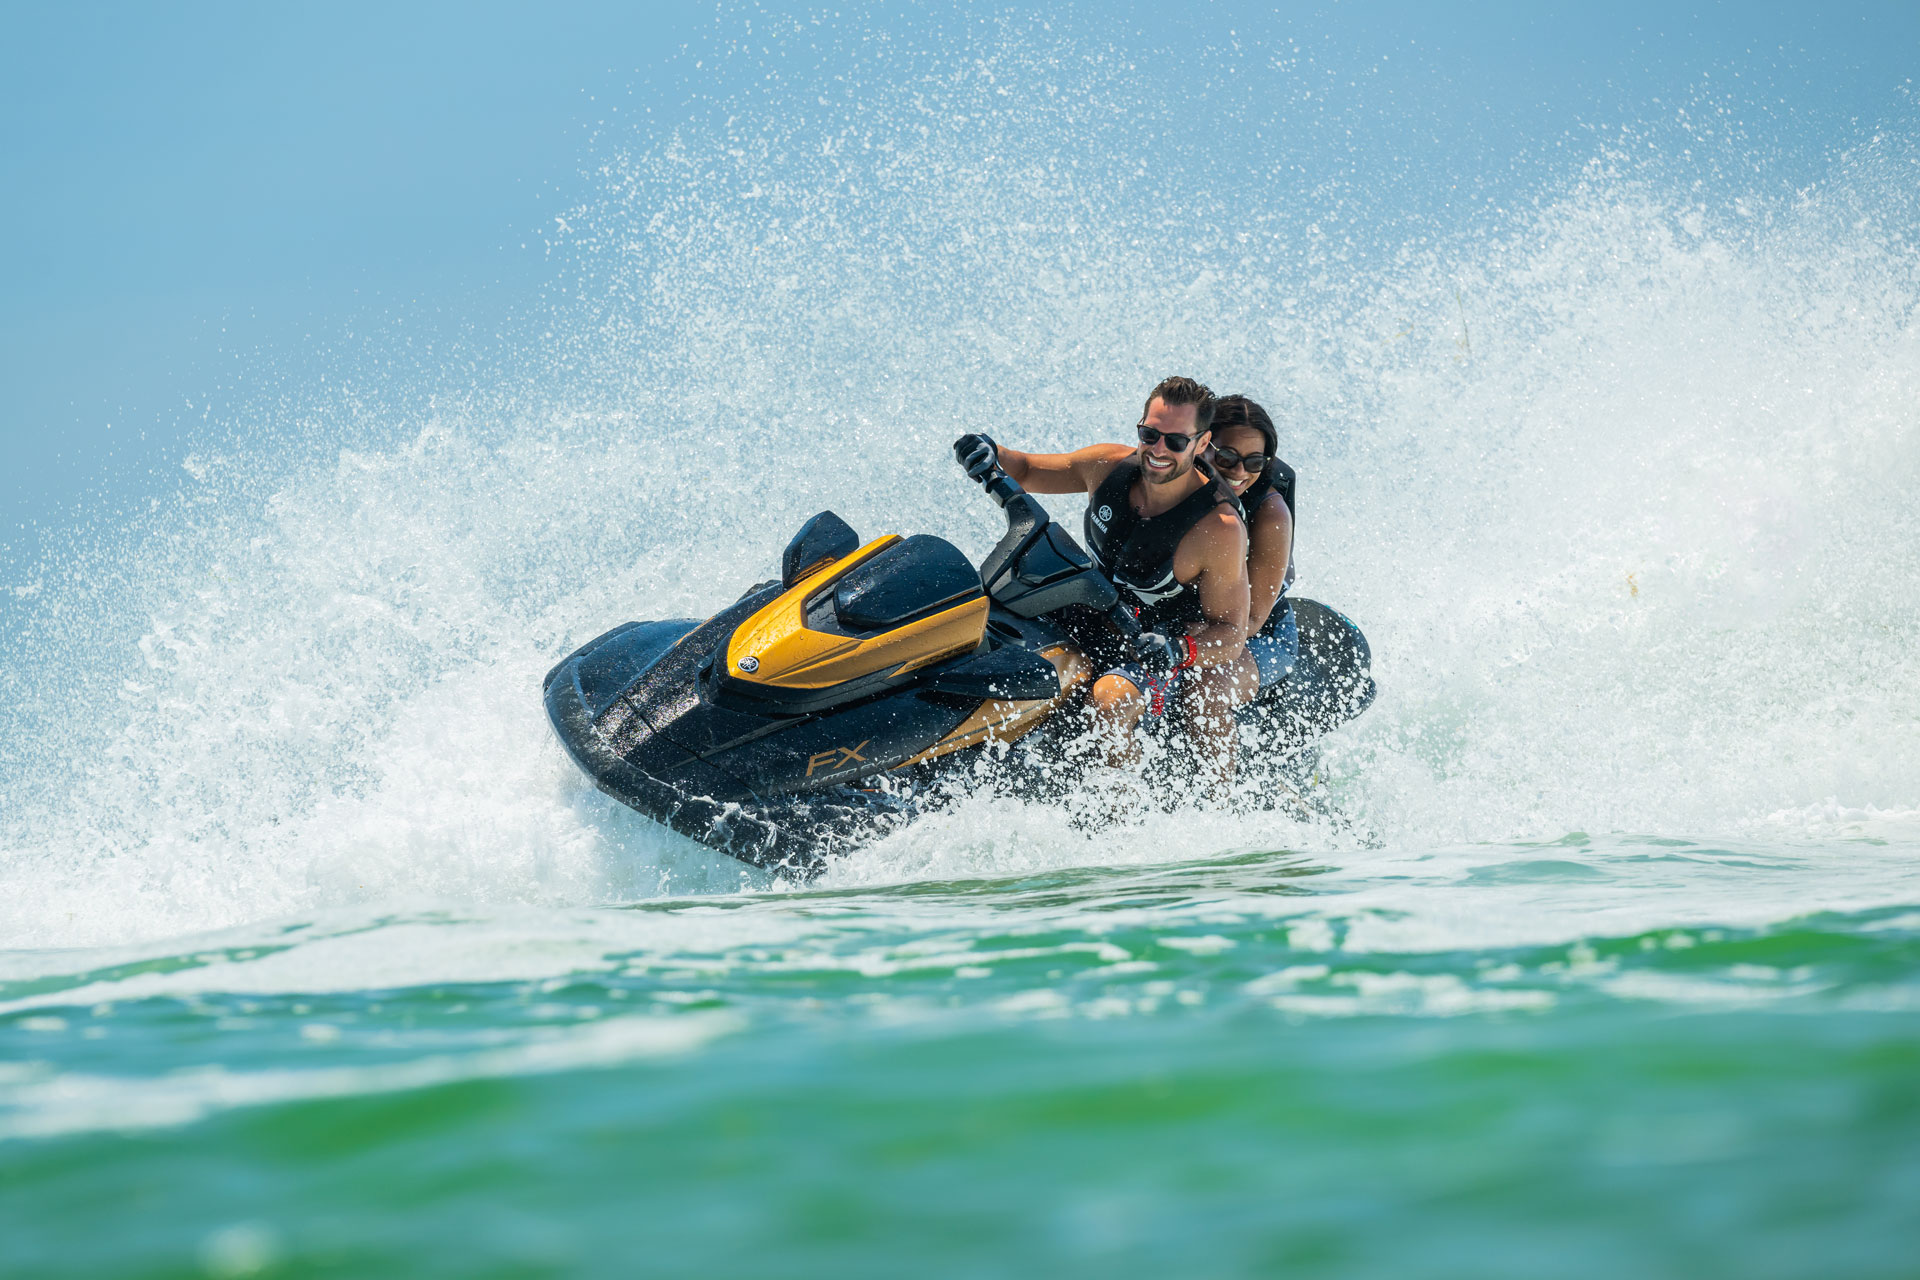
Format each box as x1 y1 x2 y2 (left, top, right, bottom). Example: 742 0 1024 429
1088 673 1149 768
1179 649 1259 800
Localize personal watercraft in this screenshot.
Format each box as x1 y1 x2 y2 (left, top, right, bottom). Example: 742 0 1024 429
543 455 1375 876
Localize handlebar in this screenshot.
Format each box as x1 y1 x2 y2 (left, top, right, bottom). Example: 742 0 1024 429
980 468 1023 509
963 454 1140 641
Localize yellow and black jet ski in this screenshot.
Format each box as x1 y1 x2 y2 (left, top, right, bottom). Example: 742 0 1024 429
543 456 1374 876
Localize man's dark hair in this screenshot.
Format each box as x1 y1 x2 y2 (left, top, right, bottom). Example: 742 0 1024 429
1142 375 1216 434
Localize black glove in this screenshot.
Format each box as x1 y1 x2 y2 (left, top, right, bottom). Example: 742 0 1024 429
953 432 999 483
1132 631 1180 679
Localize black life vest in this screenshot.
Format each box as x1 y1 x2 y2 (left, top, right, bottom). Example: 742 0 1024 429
1083 461 1237 633
1238 456 1296 524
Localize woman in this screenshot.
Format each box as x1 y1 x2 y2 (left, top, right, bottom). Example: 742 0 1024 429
1205 395 1299 697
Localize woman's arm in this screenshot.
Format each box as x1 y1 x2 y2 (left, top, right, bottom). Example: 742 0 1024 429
1244 492 1294 636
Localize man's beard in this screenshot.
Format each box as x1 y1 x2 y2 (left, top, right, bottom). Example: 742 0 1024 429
1137 447 1190 485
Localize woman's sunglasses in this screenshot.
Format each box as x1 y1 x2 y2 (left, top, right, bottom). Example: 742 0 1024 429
1136 422 1201 453
1207 445 1269 473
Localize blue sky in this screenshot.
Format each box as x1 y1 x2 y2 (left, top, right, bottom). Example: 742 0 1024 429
3 1 1914 564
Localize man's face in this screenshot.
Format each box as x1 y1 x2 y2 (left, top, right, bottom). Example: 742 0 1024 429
1137 397 1207 486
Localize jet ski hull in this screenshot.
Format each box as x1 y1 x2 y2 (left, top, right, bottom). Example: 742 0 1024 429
545 597 1374 873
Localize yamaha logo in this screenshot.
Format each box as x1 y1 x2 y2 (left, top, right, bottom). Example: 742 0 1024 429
738 655 760 673
1096 505 1112 524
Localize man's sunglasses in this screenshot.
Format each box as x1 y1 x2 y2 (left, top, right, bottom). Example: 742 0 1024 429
1136 422 1202 453
1207 445 1269 473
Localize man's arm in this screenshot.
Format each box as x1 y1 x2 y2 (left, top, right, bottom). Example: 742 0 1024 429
996 442 1133 494
1176 510 1251 669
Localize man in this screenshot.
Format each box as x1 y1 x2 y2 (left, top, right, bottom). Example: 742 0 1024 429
953 375 1252 790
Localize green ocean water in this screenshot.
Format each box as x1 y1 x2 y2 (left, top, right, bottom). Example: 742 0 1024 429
5 835 1917 1278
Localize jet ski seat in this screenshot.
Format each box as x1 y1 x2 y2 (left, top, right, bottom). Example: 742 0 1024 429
831 534 983 633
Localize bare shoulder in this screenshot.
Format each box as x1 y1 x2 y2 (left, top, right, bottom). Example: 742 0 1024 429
1188 504 1249 564
1252 490 1291 526
1070 444 1134 492
1249 491 1293 541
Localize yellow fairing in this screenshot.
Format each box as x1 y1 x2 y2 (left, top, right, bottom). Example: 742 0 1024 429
726 536 989 691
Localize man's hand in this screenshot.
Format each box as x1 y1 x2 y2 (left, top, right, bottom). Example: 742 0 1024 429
1133 631 1197 679
953 433 999 482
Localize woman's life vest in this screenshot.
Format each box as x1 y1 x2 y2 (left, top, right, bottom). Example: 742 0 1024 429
1239 456 1296 526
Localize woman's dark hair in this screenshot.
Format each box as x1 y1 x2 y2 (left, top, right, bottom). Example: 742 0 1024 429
1209 394 1277 460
